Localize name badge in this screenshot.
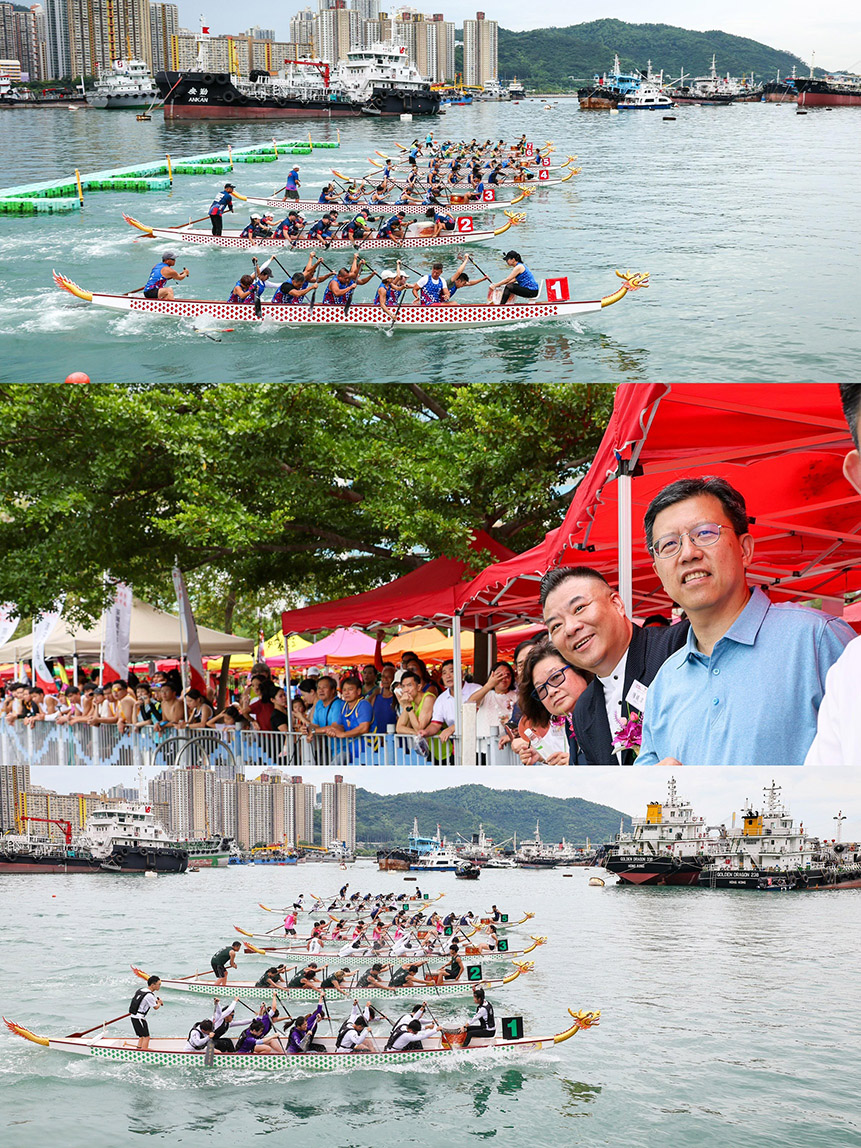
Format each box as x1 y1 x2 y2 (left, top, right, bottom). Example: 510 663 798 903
625 679 648 713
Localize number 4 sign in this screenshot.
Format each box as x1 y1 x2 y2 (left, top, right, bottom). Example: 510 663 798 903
456 216 474 233
545 277 570 303
538 169 550 181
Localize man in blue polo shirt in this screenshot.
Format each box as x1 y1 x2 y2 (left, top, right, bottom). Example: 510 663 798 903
637 476 855 766
309 675 345 766
328 676 373 764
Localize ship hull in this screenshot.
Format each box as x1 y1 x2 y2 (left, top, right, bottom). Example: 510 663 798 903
0 845 188 874
605 856 702 885
799 90 861 107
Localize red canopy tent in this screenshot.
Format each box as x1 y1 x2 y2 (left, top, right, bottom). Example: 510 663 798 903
280 530 514 635
459 383 861 624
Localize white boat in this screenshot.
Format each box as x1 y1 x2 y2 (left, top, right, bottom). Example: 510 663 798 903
410 846 464 872
88 59 158 109
617 84 675 110
4 1008 598 1070
483 856 518 869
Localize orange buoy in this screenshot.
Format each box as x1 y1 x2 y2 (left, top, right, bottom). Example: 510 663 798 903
64 372 90 384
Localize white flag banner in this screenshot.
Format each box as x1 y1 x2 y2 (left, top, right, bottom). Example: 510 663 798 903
102 582 133 683
0 602 18 648
32 599 64 693
171 567 206 692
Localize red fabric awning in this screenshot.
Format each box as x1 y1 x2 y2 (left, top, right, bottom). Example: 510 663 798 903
281 530 514 635
460 384 860 622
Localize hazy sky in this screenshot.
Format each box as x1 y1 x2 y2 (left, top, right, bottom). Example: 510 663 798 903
33 766 861 842
182 2 860 71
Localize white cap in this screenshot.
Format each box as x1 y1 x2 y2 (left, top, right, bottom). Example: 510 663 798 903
381 270 396 280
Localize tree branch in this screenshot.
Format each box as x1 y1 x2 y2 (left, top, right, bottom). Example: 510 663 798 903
405 384 450 420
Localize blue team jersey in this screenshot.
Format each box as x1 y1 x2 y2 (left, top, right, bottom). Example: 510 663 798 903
208 191 232 216
145 262 170 290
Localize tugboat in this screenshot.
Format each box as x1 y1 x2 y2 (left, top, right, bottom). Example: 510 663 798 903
698 783 861 890
0 804 188 874
158 41 440 119
601 778 717 885
88 59 158 109
578 55 643 109
515 820 561 869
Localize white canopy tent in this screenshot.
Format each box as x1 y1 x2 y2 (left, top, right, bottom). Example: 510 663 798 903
0 597 254 662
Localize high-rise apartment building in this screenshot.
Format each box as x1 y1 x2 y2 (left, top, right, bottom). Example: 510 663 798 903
246 25 274 40
0 762 30 832
67 0 153 75
321 774 356 852
149 1 177 71
351 0 379 19
44 0 70 78
462 10 496 86
0 2 44 79
289 7 315 52
316 4 358 64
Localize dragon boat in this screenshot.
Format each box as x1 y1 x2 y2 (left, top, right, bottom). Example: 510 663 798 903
260 892 446 915
123 211 522 252
4 1009 599 1070
238 189 532 215
52 270 649 332
234 933 548 965
131 961 533 1002
344 162 579 191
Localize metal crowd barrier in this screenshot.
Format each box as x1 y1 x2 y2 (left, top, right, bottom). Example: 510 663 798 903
0 723 522 768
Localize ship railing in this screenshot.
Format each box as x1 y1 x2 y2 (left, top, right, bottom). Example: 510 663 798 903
0 722 519 768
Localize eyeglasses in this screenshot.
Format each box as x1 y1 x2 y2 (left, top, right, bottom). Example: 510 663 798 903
650 522 734 560
532 664 574 701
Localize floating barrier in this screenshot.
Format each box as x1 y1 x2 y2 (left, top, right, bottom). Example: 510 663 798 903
0 138 337 215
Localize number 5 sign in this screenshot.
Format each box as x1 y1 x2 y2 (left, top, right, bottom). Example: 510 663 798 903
457 216 474 233
539 155 551 167
545 277 570 302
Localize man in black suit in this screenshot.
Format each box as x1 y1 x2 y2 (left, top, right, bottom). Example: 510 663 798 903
540 566 688 764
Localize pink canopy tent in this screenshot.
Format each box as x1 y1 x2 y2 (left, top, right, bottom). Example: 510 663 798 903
458 383 861 624
287 627 378 668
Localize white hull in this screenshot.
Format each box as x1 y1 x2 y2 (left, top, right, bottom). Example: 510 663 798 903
241 193 528 215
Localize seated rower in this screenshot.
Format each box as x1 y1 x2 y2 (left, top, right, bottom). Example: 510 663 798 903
320 967 352 996
307 211 339 243
273 210 305 240
342 183 366 205
143 252 188 301
386 1018 440 1052
444 255 488 302
255 965 288 990
272 263 322 304
373 266 408 319
335 1011 378 1054
459 987 496 1047
369 184 391 205
288 964 320 989
491 250 540 305
322 255 373 307
341 213 376 241
411 262 449 305
389 963 425 988
226 270 267 305
357 962 390 991
240 213 274 239
424 207 456 237
318 183 341 204
425 944 464 985
377 211 408 241
285 999 326 1054
339 935 371 956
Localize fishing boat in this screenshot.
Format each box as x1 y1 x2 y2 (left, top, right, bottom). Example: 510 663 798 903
4 1008 599 1069
52 269 649 332
236 935 548 965
122 212 522 252
240 189 530 215
131 961 532 1002
455 862 481 879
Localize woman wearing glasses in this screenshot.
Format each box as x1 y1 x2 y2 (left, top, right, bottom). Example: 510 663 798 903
514 639 592 765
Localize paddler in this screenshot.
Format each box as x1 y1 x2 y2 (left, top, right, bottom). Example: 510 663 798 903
411 262 449 305
389 963 425 988
129 974 162 1050
342 182 367 205
491 250 540 305
377 210 408 241
356 963 390 990
288 963 321 989
341 212 376 241
208 182 235 237
256 965 289 989
370 184 391 206
142 252 188 301
424 206 456 237
318 182 341 204
285 996 327 1054
307 210 339 243
426 943 464 984
444 255 488 301
272 264 321 304
211 941 242 986
226 272 259 304
322 255 373 306
373 266 408 318
386 1018 441 1052
459 987 496 1047
282 165 301 200
274 209 305 241
334 1012 378 1054
240 213 274 239
320 967 353 996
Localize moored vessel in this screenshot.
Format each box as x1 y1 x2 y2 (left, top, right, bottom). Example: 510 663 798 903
88 59 158 109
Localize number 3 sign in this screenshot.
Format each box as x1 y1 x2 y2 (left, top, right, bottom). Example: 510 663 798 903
482 189 496 202
457 216 474 233
545 277 570 302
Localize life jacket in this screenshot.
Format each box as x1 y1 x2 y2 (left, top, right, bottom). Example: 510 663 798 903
129 988 149 1014
389 967 408 987
385 1023 412 1050
476 1001 496 1032
187 1022 210 1048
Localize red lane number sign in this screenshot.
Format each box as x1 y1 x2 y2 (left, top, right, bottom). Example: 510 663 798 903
545 277 570 302
456 216 474 233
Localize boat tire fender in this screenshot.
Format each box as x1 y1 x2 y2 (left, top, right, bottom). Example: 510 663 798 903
202 73 215 86
222 91 235 104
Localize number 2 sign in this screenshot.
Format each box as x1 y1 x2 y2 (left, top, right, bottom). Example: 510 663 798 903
545 277 570 302
457 216 474 233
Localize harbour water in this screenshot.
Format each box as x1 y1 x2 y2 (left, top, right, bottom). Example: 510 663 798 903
3 100 860 383
2 858 860 1147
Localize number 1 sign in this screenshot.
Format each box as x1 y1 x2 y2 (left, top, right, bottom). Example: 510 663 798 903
545 277 570 302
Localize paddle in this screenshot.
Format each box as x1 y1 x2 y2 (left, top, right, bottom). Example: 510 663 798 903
310 259 335 314
68 1010 138 1039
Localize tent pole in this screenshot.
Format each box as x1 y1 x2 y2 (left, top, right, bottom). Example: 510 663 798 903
284 630 293 737
618 468 633 616
453 614 463 746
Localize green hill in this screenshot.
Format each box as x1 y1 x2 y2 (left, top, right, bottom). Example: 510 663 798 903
356 783 627 847
488 19 817 90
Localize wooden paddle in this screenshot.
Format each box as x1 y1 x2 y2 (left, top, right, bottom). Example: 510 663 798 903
68 1010 139 1039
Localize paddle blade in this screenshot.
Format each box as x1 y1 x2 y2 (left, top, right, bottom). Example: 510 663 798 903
204 1038 215 1066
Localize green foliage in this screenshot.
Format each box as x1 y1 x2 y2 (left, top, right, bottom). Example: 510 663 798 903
494 19 814 89
355 784 626 845
0 383 613 625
